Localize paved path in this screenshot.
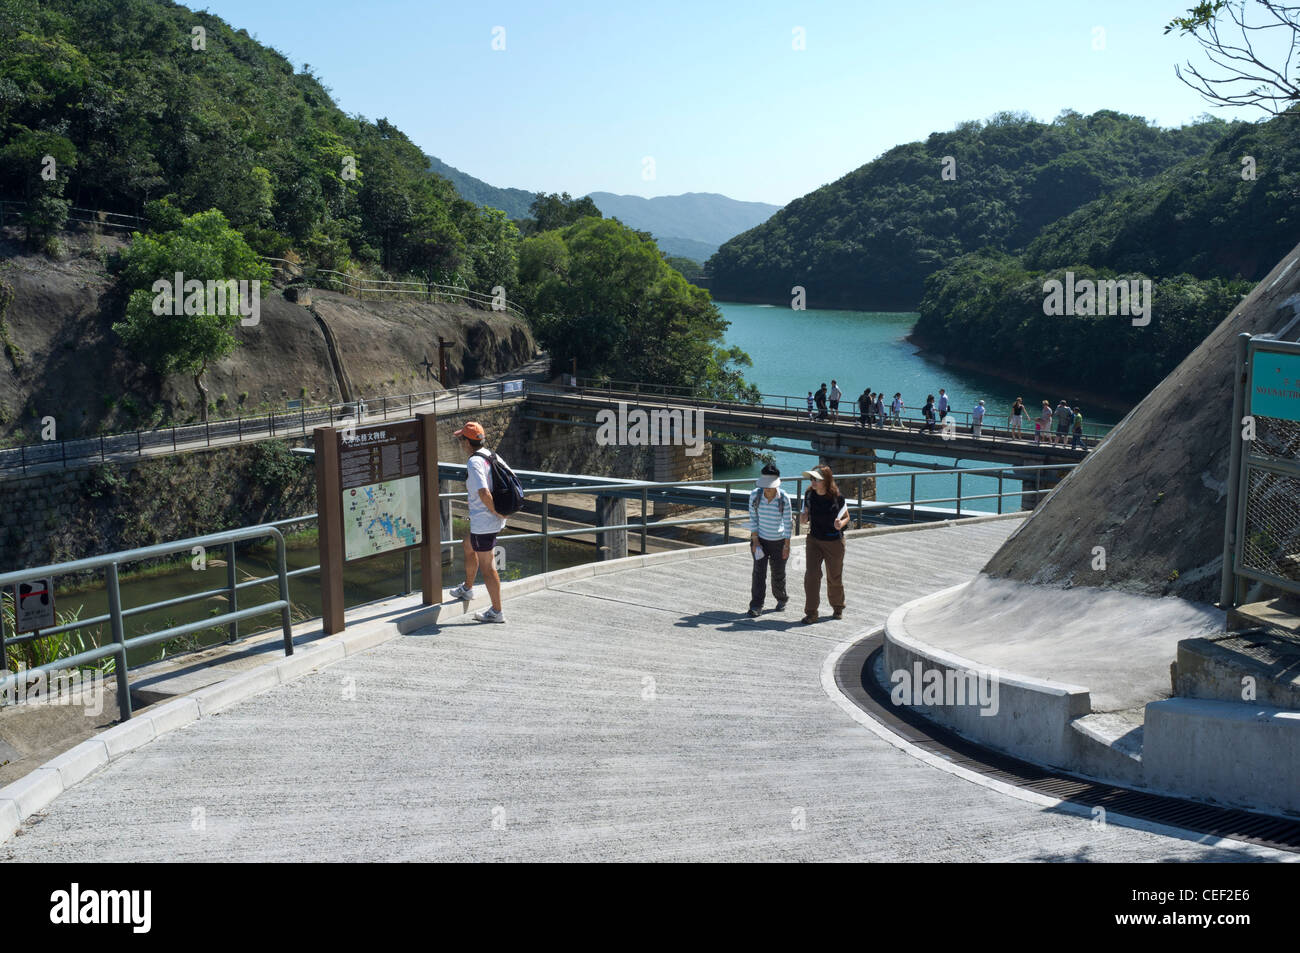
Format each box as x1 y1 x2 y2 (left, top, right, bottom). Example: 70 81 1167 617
1 518 1284 861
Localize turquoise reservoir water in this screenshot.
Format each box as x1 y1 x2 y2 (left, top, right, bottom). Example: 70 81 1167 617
712 302 1123 512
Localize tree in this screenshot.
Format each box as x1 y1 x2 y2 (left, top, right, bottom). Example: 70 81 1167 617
524 192 602 235
1166 1 1300 116
113 209 272 422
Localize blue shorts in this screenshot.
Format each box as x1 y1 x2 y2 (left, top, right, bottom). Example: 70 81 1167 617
469 533 498 553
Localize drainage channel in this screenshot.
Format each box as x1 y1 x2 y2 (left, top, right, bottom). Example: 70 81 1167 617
836 633 1300 854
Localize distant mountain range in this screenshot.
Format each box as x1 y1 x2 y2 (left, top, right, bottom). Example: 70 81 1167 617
426 156 536 220
585 192 781 261
426 156 781 262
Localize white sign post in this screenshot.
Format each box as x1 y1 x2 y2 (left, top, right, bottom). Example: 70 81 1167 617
15 577 55 633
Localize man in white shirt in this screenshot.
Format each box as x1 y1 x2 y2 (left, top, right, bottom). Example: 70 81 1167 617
937 388 950 422
972 400 986 438
829 380 842 422
447 421 508 623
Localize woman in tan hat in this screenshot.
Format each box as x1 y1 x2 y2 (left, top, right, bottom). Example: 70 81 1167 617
801 464 850 624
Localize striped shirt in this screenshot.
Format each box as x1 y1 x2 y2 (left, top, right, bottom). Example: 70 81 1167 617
747 488 792 540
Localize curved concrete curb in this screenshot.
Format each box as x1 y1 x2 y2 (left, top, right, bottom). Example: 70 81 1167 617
0 513 1019 846
821 628 1296 860
884 582 1094 769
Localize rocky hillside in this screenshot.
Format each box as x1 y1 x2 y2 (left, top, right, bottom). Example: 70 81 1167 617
0 235 536 440
981 239 1300 604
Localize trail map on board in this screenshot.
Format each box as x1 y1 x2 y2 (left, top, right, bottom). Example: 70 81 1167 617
342 476 422 560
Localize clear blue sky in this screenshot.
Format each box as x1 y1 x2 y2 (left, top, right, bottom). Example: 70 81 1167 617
198 0 1265 206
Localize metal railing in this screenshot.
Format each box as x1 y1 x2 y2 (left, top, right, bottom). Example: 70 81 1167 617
0 525 294 722
0 461 1070 720
306 268 527 319
557 377 1115 444
164 462 1071 587
0 199 146 232
0 380 526 477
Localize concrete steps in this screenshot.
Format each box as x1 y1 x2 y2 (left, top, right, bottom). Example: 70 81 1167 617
1068 709 1145 786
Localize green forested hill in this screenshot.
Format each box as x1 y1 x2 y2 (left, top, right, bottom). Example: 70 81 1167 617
911 109 1297 402
1023 117 1300 281
0 0 515 287
707 110 1236 309
426 155 536 220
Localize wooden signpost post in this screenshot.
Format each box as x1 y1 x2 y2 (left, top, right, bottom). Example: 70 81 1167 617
314 410 441 635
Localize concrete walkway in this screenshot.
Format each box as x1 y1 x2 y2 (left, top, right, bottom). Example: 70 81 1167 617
1 517 1285 862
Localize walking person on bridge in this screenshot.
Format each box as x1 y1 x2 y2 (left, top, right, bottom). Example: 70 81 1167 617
922 395 937 432
890 393 903 428
815 383 828 420
857 389 871 428
447 421 508 623
801 465 850 624
1071 407 1085 450
807 391 815 421
1054 401 1073 445
874 391 885 430
1036 401 1052 445
972 400 986 438
747 463 791 618
829 380 842 422
937 388 950 422
1010 398 1025 438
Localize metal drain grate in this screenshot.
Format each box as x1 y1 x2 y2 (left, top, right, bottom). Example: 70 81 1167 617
836 633 1300 853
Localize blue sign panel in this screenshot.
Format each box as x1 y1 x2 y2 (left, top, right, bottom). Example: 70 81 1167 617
1251 350 1300 422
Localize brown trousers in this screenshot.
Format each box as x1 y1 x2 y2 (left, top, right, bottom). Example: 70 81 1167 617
804 535 846 618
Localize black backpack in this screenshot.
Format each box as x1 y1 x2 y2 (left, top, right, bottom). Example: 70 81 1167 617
473 450 525 515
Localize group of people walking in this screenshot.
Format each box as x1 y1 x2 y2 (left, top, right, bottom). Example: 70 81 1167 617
747 462 850 624
808 382 1087 448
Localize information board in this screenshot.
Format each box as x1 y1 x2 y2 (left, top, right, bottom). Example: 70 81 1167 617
1250 349 1300 422
338 421 424 562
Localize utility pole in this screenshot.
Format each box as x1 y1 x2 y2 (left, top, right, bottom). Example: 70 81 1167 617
438 337 451 386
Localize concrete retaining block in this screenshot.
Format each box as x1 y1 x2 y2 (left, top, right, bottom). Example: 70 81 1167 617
191 666 280 716
274 640 347 680
543 564 595 588
145 697 201 735
100 714 157 759
595 556 643 574
0 798 17 841
42 739 109 789
500 576 547 598
883 587 1092 770
641 550 693 567
1 767 62 818
338 624 397 657
395 605 441 635
1144 698 1300 816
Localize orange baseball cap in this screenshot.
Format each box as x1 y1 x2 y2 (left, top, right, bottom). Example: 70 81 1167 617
453 421 485 440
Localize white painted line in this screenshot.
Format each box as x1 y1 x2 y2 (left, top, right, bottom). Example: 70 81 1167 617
821 629 1297 861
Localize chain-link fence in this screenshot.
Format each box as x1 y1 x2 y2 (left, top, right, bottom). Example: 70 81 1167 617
1240 462 1300 584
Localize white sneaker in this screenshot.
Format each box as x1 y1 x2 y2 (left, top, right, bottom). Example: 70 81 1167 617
474 607 506 623
448 583 473 601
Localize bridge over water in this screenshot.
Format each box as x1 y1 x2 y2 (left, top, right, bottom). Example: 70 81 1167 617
526 381 1098 470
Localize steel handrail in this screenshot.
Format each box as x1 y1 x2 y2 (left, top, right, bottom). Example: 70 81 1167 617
558 378 1115 440
0 525 295 721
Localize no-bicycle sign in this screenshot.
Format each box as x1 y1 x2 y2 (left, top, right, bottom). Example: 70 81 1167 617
14 577 55 633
